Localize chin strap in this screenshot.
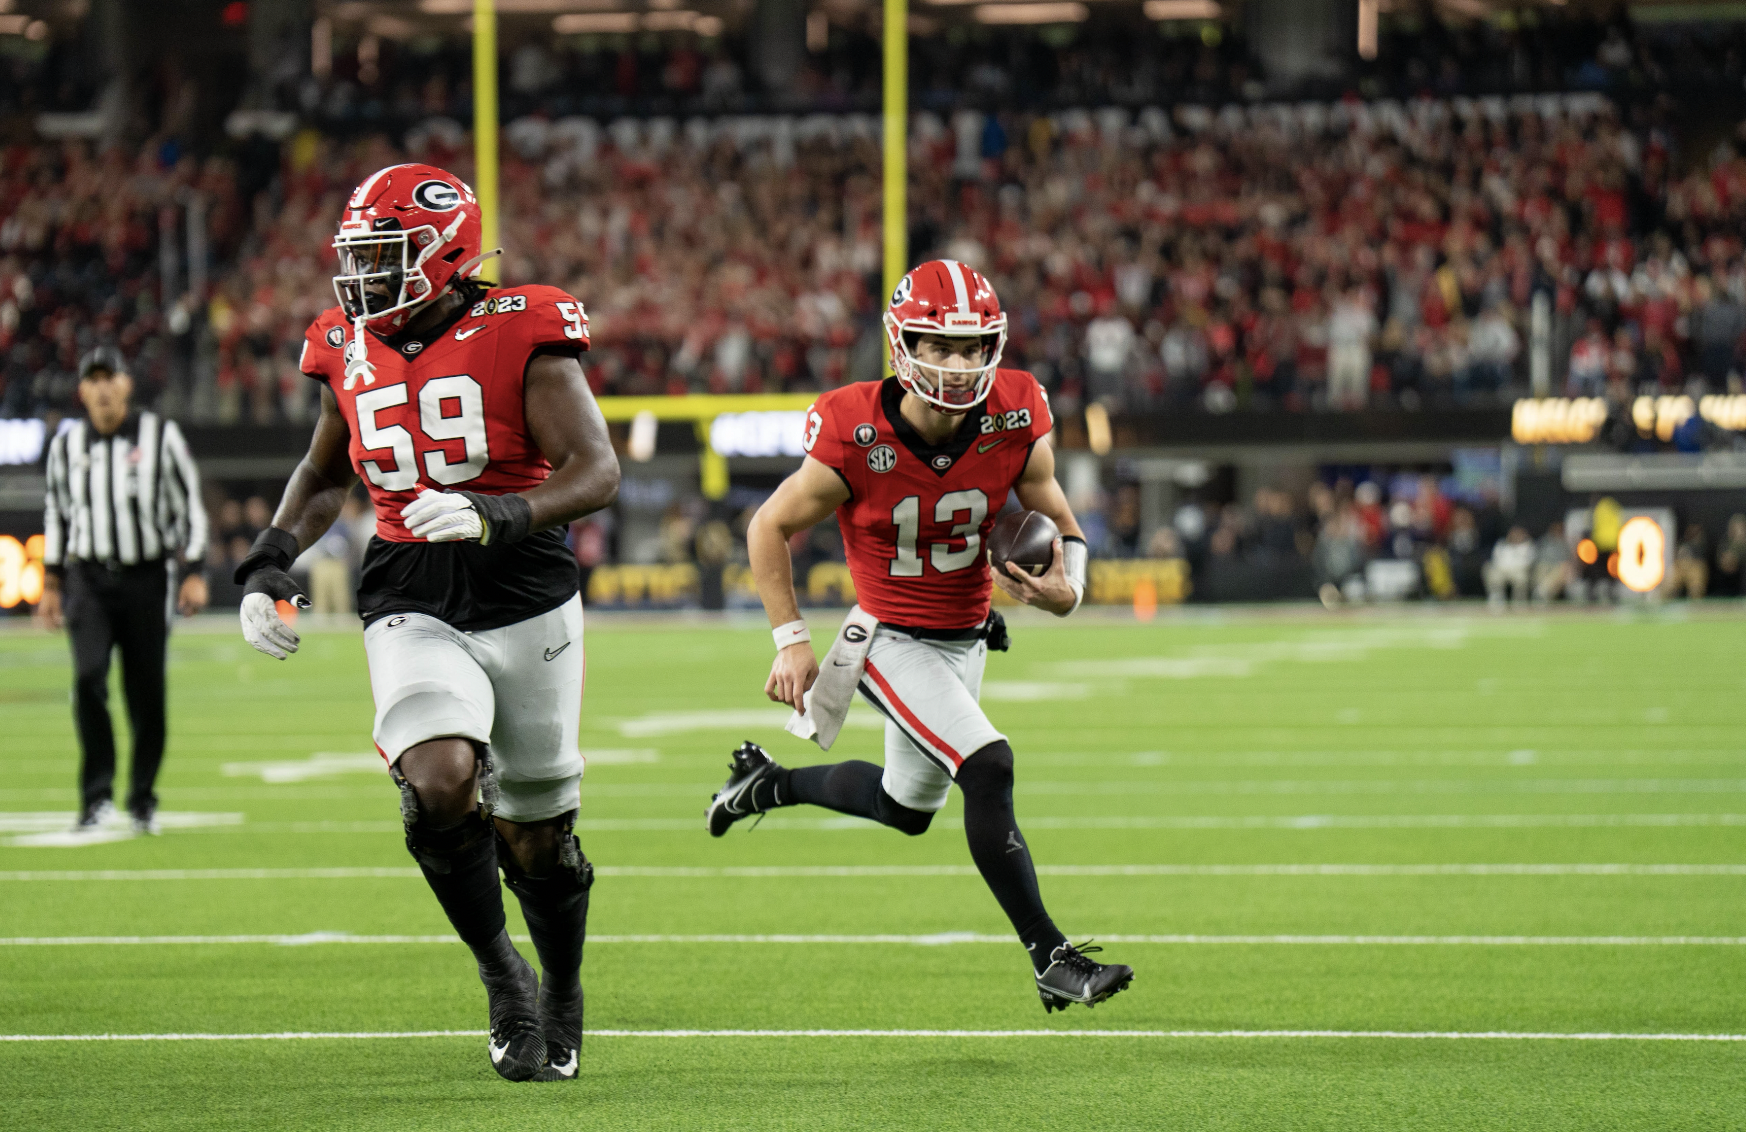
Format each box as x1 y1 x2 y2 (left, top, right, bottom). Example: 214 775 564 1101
453 247 503 281
342 315 377 391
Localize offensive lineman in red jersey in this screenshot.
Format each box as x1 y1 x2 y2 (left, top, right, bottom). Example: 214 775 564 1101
232 164 619 1081
707 260 1133 1011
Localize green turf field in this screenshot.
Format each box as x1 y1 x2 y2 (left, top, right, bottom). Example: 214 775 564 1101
2 606 1744 1130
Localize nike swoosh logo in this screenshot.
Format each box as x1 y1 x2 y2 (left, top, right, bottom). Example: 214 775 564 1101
544 642 571 662
547 1050 578 1077
978 438 1006 453
489 1039 510 1064
455 325 484 341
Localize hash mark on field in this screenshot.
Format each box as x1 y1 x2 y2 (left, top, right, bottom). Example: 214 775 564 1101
3 1029 1740 1043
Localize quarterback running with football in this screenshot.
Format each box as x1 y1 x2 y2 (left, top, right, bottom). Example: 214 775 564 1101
707 260 1133 1011
234 164 619 1081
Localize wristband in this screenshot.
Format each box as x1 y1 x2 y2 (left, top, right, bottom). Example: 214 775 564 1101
772 619 812 651
233 527 301 585
461 491 533 546
1061 536 1088 616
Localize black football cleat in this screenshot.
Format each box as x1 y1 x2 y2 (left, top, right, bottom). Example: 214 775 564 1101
531 982 582 1082
1035 941 1134 1013
481 945 546 1081
706 741 783 837
71 799 114 833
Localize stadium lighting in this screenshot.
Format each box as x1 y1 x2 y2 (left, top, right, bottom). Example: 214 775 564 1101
552 12 642 31
974 3 1088 23
1142 0 1220 19
424 0 627 11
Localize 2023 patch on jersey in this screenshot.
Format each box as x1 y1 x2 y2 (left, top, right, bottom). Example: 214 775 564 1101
299 284 591 630
803 371 1053 630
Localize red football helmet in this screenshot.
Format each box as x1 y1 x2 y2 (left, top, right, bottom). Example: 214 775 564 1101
883 259 1007 413
332 163 492 386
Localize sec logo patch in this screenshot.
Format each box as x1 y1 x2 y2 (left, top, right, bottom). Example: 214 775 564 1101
853 423 877 447
325 327 346 348
867 445 897 473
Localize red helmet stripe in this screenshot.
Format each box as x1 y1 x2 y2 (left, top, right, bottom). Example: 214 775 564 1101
941 259 971 314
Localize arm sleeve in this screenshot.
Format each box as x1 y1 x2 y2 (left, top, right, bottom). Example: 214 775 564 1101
162 421 209 567
800 397 846 472
41 431 65 573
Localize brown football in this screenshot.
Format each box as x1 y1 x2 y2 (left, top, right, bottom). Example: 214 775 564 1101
988 509 1059 578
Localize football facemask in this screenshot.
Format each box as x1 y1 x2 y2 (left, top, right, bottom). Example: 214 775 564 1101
883 259 1007 413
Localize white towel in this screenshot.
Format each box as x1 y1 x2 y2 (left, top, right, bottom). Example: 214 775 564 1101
784 605 879 750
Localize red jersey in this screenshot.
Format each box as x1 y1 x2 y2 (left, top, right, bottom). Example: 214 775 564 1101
804 371 1053 629
299 284 592 631
299 284 590 539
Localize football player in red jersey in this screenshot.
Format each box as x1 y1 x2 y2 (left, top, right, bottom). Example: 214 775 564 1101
707 260 1133 1011
232 164 620 1081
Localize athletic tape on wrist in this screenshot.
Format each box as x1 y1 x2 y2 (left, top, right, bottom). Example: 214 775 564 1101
1061 536 1088 616
461 491 533 546
772 619 812 651
233 527 301 585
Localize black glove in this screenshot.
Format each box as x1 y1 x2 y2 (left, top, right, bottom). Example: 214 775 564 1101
983 610 1011 652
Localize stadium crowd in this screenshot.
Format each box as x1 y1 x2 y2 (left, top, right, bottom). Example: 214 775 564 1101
6 15 1746 423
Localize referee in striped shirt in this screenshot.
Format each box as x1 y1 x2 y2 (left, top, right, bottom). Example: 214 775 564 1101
37 347 210 834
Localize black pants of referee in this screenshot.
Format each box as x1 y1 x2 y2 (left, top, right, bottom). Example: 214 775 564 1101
64 561 169 814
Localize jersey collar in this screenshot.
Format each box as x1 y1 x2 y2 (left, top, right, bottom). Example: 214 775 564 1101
372 283 480 357
879 377 987 478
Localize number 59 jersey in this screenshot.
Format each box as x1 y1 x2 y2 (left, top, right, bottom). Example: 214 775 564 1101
299 284 590 540
299 283 591 631
802 371 1053 630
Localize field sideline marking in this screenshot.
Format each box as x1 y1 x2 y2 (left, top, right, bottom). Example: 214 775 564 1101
4 932 1744 947
3 863 1745 882
3 1029 1741 1044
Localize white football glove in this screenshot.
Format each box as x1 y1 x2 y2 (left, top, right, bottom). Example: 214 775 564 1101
401 489 483 543
240 591 305 660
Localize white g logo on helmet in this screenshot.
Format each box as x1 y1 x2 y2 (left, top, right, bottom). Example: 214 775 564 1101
411 180 462 212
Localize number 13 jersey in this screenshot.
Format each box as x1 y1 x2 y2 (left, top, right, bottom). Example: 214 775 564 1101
299 283 592 630
803 371 1053 630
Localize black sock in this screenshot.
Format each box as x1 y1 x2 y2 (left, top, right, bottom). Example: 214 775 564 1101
404 811 512 969
957 741 1066 973
500 828 594 995
784 760 934 835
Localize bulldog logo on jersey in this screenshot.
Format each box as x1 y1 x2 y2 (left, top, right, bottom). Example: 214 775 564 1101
868 445 897 473
853 424 877 447
411 179 463 212
326 326 346 349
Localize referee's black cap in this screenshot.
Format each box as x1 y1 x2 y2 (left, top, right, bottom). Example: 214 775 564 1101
78 345 128 379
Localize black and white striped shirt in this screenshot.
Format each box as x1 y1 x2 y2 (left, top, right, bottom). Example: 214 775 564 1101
42 411 208 575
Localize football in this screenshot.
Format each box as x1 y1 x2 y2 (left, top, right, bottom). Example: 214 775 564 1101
987 508 1059 578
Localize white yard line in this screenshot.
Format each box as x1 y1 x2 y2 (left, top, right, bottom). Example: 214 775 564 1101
4 932 1744 947
1 863 1742 882
2 1028 1741 1043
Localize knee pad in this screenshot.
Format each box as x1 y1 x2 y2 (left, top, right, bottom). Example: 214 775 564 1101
392 742 496 831
499 810 596 900
392 752 497 875
956 740 1015 802
873 790 934 836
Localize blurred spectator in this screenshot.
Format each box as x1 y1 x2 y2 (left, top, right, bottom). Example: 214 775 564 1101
1533 521 1575 603
1717 514 1746 595
1671 523 1710 599
1326 289 1376 411
1314 505 1367 605
1463 304 1520 403
1688 277 1746 387
1484 525 1536 607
